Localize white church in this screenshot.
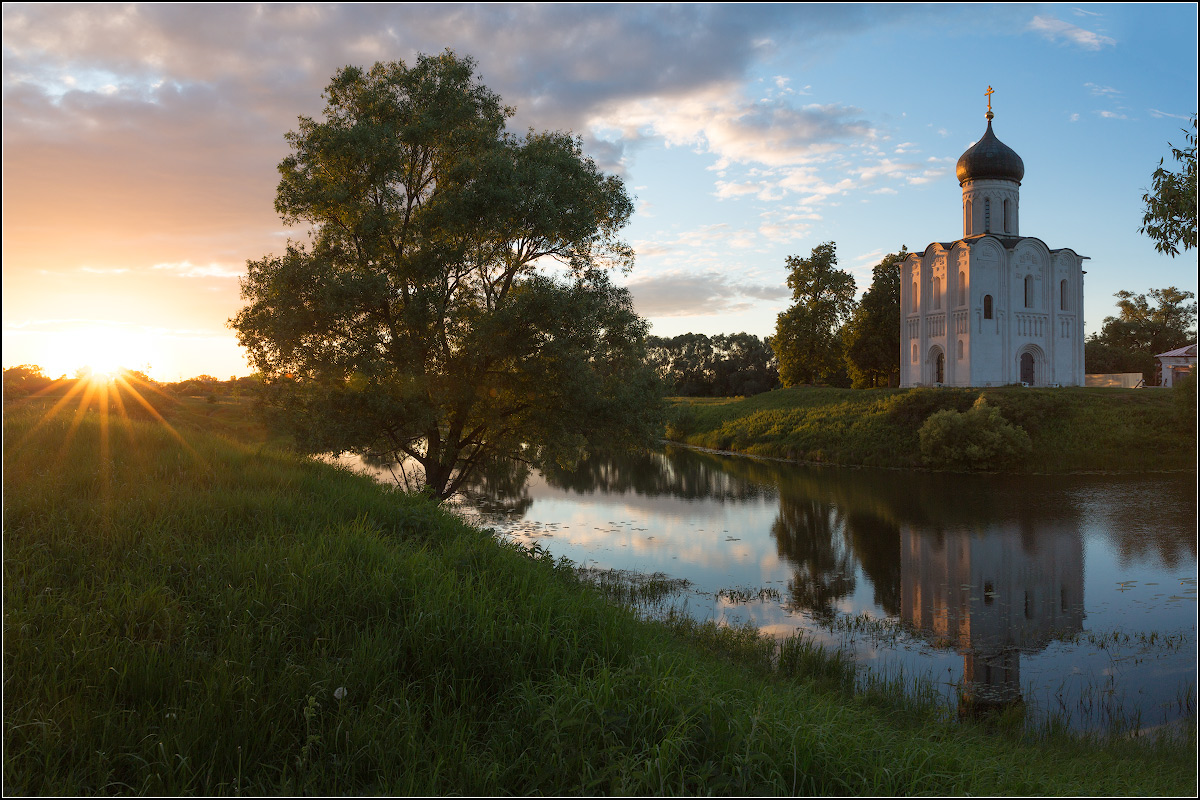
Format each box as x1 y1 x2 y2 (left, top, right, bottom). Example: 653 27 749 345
899 93 1087 388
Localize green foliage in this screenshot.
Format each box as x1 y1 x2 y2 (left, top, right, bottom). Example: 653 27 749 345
663 402 697 440
646 332 778 396
882 386 978 428
1088 286 1197 383
1140 114 1197 257
843 248 906 388
774 242 857 386
918 397 1032 470
229 52 661 499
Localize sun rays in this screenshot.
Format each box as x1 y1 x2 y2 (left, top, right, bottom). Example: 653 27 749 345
8 369 203 530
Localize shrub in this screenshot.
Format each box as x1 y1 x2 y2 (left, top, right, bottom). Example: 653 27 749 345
918 396 1032 470
663 403 696 440
883 387 977 429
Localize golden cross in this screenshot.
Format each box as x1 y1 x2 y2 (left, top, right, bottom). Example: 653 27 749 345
985 85 994 113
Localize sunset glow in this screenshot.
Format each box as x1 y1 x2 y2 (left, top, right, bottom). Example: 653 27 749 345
3 4 1197 380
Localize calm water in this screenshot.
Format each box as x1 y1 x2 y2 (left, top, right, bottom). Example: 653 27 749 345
337 446 1197 733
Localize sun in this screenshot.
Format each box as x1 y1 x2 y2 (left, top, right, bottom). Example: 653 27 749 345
68 325 156 382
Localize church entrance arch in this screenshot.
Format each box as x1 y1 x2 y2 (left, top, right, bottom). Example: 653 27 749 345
1016 344 1045 386
928 345 946 385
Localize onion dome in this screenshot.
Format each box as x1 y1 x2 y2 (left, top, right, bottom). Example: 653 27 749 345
956 115 1024 185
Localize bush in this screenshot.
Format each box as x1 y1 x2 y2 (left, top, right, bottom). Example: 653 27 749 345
882 387 977 429
918 396 1032 470
663 403 696 440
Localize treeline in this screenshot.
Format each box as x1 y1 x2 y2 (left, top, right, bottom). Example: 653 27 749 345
1 366 262 400
645 333 779 397
1083 287 1196 384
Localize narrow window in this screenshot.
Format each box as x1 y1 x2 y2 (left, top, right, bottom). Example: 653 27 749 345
958 271 966 306
912 281 918 313
965 199 972 233
957 339 964 360
1060 279 1068 311
1003 199 1011 232
1025 275 1033 308
983 294 993 319
984 198 991 233
912 343 918 364
935 352 945 384
933 276 941 310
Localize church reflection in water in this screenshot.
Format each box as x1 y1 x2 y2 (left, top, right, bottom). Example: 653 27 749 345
900 522 1084 717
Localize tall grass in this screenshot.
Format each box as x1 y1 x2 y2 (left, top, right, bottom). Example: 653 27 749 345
4 397 1195 795
669 385 1196 472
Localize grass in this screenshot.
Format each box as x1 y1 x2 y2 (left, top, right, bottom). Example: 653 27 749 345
4 391 1196 795
666 385 1197 472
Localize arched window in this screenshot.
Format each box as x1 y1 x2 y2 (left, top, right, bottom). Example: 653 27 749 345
933 276 941 310
983 294 993 319
958 271 966 306
1060 279 1068 311
1003 199 1011 233
912 281 918 313
965 199 972 233
1024 275 1033 308
957 339 964 360
984 198 991 233
912 343 918 364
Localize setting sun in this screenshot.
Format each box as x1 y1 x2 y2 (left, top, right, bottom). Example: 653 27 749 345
46 324 159 381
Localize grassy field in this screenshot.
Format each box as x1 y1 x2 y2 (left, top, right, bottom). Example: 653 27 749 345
3 390 1196 795
666 385 1197 472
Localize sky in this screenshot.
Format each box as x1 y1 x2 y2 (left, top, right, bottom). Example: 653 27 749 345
3 2 1197 381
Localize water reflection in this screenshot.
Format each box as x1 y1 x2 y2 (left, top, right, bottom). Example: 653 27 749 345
339 444 1195 730
901 522 1084 716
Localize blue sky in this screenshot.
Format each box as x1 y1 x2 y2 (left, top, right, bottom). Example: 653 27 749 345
3 3 1196 379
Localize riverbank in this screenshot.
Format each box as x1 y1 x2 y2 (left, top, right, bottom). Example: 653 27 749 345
665 385 1197 473
4 396 1195 795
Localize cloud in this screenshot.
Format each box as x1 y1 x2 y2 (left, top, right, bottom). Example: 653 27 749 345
153 261 244 279
1084 82 1121 97
1028 15 1115 50
625 270 788 317
1149 109 1194 121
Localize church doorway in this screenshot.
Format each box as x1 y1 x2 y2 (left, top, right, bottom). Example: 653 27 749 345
928 346 946 385
1020 352 1035 385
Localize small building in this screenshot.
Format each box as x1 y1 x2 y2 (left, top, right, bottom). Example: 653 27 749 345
1156 343 1196 387
899 91 1087 388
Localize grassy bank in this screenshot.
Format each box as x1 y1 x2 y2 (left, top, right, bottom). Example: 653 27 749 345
4 396 1195 795
666 385 1197 472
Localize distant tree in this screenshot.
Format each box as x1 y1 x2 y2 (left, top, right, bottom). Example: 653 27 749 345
646 332 778 396
1140 114 1197 257
230 52 661 501
774 242 857 386
3 364 52 398
1088 286 1197 383
842 248 906 388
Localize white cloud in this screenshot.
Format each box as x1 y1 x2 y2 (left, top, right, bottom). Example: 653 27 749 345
153 260 243 278
1028 15 1116 50
625 270 788 317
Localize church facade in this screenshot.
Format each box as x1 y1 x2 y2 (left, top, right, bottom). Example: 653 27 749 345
899 101 1087 387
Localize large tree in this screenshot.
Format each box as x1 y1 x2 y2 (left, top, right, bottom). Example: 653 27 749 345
842 248 906 388
1086 286 1197 383
1140 114 1197 257
231 52 662 500
773 242 856 386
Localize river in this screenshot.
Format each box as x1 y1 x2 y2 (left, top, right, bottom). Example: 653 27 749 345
334 445 1197 734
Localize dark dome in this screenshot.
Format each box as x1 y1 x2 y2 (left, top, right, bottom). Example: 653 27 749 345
956 118 1024 184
